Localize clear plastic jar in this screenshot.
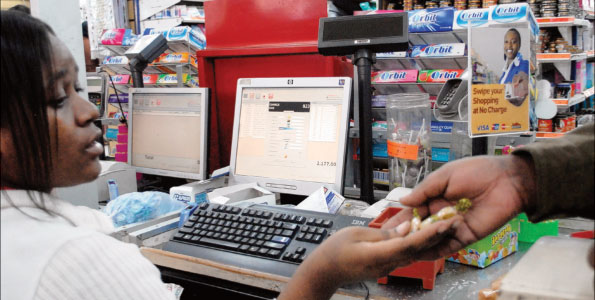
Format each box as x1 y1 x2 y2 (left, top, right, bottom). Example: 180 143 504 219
386 93 431 189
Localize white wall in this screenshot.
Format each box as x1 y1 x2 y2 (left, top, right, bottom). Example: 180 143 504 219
31 0 88 100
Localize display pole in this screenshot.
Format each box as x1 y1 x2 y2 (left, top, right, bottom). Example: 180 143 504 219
130 57 146 88
353 49 376 204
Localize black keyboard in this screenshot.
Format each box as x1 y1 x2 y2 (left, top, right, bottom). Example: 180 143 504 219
164 202 371 278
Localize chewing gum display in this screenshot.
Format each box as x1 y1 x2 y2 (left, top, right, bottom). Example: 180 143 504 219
418 69 463 83
166 26 206 51
377 52 408 58
453 8 489 30
372 70 419 83
489 3 529 24
102 56 130 74
100 29 139 46
110 74 130 85
408 7 454 33
409 43 466 57
156 74 199 87
143 74 159 85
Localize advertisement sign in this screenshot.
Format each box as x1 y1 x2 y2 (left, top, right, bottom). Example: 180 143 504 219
453 8 490 30
469 26 530 136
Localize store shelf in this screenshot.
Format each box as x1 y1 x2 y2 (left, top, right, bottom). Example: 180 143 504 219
375 56 468 71
409 30 467 46
552 94 585 107
535 132 565 139
536 52 588 63
373 82 445 95
536 17 592 28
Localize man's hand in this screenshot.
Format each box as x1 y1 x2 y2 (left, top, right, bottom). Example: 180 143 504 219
279 217 461 300
381 155 535 261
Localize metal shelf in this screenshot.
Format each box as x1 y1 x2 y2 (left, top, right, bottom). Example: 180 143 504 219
536 52 588 63
536 17 592 28
408 30 467 46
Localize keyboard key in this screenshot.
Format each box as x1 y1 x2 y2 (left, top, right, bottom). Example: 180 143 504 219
312 234 322 243
266 220 275 227
207 225 216 231
274 221 283 228
231 223 239 229
295 247 306 254
263 241 285 249
295 216 306 224
274 213 282 220
258 248 269 255
232 215 240 221
199 202 209 210
307 227 316 234
215 226 223 232
248 239 257 245
248 246 260 253
249 232 258 238
272 236 290 244
316 228 327 235
182 234 192 241
262 212 272 219
264 234 272 241
301 225 310 232
245 225 253 231
239 216 247 223
242 231 251 237
206 212 213 217
221 227 229 234
224 215 233 221
282 223 298 230
259 227 268 233
255 240 264 246
224 221 232 227
267 250 281 258
314 219 324 226
256 233 265 240
305 233 313 241
226 235 236 242
199 237 240 250
198 230 207 236
306 218 316 225
197 217 206 223
173 232 184 240
217 220 226 226
253 225 261 232
234 236 243 243
282 252 293 261
289 215 297 222
206 232 214 238
259 219 268 226
246 217 254 223
197 210 207 216
266 228 275 234
212 212 220 219
235 229 244 236
213 233 222 239
191 236 200 242
238 224 246 230
193 229 200 235
180 227 193 234
296 232 305 241
228 229 236 235
232 207 241 214
220 234 229 240
255 210 264 217
281 230 294 237
189 215 199 222
239 244 250 252
322 220 333 228
274 229 283 235
241 237 249 244
292 253 301 261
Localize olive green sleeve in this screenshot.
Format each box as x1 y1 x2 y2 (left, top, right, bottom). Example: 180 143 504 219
512 123 594 223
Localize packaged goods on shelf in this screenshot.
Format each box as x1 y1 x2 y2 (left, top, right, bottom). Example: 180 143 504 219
156 74 199 87
447 216 520 268
110 74 130 85
142 74 159 86
409 43 466 57
372 70 419 83
100 29 140 55
408 7 455 33
102 56 130 74
376 52 408 58
143 25 206 52
453 8 490 29
418 69 464 82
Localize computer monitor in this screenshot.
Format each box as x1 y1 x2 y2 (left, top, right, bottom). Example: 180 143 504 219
128 88 209 180
229 77 352 196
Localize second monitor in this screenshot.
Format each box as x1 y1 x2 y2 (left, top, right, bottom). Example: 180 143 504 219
229 77 352 196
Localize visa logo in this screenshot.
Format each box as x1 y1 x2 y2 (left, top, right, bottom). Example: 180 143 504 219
381 72 407 80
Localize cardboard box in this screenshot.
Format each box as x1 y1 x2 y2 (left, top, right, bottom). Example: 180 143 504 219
447 215 520 268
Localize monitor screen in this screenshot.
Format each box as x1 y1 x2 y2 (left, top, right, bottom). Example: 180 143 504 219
230 78 351 195
129 88 208 180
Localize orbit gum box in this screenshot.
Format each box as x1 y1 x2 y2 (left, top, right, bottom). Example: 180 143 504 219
417 69 463 83
372 70 419 83
453 8 489 30
102 56 130 74
408 7 454 33
447 216 520 268
409 43 466 57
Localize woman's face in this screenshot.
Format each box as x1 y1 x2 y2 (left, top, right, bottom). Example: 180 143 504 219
504 31 520 61
45 36 103 187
